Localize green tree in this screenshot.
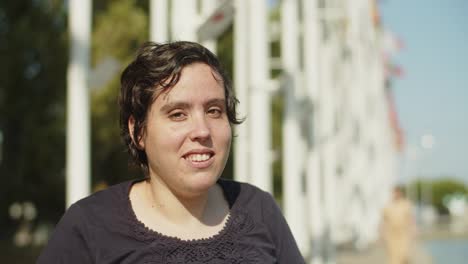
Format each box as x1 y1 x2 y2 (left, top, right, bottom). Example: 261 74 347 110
409 178 467 214
0 0 68 229
90 0 148 186
431 178 467 214
270 3 284 201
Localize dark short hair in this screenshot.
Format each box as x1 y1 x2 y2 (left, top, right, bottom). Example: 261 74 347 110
119 41 242 174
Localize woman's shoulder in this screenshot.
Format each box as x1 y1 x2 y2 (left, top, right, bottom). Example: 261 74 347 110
70 179 140 218
218 178 268 198
78 179 132 203
38 180 142 263
218 178 278 214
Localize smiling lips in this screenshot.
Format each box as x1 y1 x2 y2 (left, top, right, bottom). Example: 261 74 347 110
186 153 211 162
183 151 215 168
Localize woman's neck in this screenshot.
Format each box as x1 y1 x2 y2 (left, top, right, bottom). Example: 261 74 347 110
145 177 216 225
130 177 230 240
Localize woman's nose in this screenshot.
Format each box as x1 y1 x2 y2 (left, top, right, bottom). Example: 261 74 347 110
188 115 211 141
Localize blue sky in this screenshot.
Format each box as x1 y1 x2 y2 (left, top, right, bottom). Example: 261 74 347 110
379 0 468 183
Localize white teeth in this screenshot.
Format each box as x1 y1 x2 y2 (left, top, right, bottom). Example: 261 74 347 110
186 153 211 162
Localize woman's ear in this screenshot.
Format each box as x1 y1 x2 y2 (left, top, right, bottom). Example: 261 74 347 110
128 116 145 149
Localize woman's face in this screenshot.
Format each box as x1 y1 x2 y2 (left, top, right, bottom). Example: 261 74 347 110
138 63 232 197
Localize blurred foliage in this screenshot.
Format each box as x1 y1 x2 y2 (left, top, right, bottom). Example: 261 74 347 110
90 0 148 186
217 25 235 181
217 25 234 81
270 3 283 201
409 178 468 214
0 240 42 263
0 0 68 229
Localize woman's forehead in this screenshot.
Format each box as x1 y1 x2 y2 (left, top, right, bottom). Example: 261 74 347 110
155 64 224 98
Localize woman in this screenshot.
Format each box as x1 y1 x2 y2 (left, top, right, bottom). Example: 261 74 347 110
382 186 415 264
38 41 305 263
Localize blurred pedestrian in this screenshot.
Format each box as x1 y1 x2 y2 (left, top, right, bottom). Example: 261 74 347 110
381 185 416 264
37 41 304 263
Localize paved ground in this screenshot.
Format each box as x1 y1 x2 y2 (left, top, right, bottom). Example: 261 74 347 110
336 240 433 264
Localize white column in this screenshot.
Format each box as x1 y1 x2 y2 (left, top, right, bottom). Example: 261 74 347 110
234 0 250 183
321 43 337 263
67 0 91 207
150 0 168 42
281 0 307 254
171 0 198 41
201 0 218 53
306 151 323 264
303 0 324 263
347 0 367 248
247 0 271 193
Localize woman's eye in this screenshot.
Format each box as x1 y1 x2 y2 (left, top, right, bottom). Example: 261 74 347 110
169 111 186 121
207 108 222 118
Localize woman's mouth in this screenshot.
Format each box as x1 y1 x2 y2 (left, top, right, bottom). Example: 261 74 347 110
183 151 215 168
185 153 212 162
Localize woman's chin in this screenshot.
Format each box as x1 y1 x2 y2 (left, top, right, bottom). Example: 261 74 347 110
182 174 220 196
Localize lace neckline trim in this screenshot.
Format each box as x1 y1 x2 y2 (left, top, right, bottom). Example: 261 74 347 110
124 179 239 244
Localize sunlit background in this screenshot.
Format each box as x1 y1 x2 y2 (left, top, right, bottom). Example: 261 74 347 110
0 0 467 263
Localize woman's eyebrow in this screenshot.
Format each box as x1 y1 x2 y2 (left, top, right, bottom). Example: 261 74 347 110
160 101 190 113
205 98 226 106
160 98 226 113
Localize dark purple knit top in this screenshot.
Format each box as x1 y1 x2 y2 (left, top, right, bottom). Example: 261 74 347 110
37 178 305 263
